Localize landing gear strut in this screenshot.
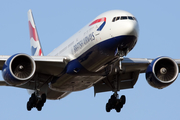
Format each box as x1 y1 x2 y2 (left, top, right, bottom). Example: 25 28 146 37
27 92 46 111
105 49 127 113
106 93 126 112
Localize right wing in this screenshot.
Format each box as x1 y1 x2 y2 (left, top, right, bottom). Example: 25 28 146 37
0 54 69 100
0 55 68 76
0 10 71 100
31 56 69 76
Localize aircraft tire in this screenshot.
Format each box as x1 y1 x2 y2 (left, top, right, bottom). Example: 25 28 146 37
120 95 126 105
106 103 111 112
41 94 46 103
115 105 121 113
29 93 37 106
36 101 43 111
27 101 32 111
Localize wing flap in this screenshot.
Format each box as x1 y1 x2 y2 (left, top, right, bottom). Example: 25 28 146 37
122 57 152 73
32 56 69 76
0 80 69 100
94 71 140 94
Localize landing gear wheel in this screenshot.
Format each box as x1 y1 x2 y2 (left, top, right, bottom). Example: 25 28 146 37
106 103 111 112
108 95 116 106
27 101 32 111
41 94 46 103
106 94 126 113
120 95 126 105
36 101 44 111
26 92 47 111
115 103 121 113
27 93 37 111
29 93 37 104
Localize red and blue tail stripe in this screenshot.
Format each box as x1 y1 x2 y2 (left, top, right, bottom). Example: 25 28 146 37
29 21 39 41
28 9 43 56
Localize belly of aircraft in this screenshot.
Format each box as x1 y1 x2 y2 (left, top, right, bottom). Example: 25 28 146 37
49 73 103 92
79 35 137 71
49 35 137 92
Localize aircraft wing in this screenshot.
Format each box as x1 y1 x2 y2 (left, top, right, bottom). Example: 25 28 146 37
94 57 180 94
121 57 153 73
0 55 68 76
0 55 70 99
31 56 69 76
0 56 9 69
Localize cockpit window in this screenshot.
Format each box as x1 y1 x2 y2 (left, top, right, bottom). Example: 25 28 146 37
116 16 120 21
112 16 137 22
112 17 116 22
121 16 127 20
128 16 134 20
133 17 137 21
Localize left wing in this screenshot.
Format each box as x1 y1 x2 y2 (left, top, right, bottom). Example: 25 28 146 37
94 57 151 94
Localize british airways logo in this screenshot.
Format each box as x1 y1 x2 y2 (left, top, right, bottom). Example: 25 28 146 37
29 21 42 56
89 17 106 31
73 32 95 53
31 46 37 55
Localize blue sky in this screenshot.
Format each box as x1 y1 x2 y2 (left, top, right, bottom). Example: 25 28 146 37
0 0 180 119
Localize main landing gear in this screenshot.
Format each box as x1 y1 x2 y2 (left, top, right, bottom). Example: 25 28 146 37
105 49 127 113
106 93 126 113
27 92 46 111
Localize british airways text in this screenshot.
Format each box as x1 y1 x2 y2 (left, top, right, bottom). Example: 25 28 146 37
73 32 95 53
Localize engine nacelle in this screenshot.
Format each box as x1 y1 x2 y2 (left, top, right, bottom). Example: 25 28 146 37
2 53 36 86
146 56 179 89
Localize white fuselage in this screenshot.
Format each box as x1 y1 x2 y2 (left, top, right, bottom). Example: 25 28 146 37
49 10 139 61
48 10 139 93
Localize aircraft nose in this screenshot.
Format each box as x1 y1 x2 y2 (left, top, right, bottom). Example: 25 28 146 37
125 21 139 37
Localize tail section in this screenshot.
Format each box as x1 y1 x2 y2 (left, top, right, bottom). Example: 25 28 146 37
28 9 43 56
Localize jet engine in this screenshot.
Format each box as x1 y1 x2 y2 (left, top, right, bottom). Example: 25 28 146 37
146 56 179 89
2 53 36 86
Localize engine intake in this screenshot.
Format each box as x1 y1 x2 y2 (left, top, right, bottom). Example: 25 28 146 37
146 56 179 89
2 53 36 86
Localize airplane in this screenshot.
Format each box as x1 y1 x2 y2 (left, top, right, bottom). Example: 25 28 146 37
0 9 179 112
